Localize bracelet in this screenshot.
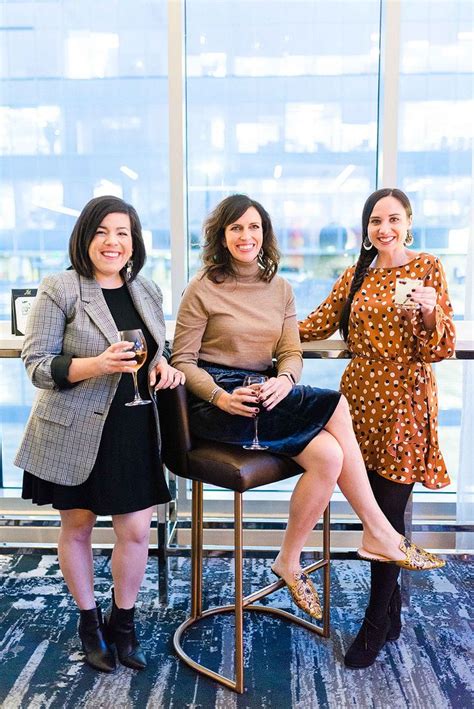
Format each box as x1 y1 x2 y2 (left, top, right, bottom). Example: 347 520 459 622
278 371 295 385
208 386 221 404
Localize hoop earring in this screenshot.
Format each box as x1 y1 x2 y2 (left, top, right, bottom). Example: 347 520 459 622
362 236 373 251
125 259 133 280
404 230 414 246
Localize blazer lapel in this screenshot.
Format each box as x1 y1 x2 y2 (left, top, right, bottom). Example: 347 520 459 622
127 279 165 358
80 276 119 345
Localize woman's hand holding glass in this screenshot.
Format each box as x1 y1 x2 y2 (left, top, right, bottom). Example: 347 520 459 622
409 285 437 316
215 384 261 416
259 375 293 411
95 341 139 376
149 357 186 391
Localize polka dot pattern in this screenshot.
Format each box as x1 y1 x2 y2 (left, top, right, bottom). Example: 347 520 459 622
299 253 456 490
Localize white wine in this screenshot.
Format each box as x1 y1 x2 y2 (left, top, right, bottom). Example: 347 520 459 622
118 328 152 406
132 350 147 370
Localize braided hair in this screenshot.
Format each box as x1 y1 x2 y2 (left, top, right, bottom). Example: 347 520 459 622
339 188 413 341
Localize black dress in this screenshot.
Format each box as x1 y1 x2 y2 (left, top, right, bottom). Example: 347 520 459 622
22 285 171 515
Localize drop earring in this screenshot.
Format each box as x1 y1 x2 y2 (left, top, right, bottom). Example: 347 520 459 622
362 236 373 251
125 259 133 280
404 229 414 246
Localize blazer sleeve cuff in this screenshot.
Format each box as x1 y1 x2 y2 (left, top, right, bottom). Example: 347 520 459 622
51 355 76 389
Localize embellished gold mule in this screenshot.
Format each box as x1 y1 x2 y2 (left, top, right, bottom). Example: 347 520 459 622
357 536 445 571
271 568 323 620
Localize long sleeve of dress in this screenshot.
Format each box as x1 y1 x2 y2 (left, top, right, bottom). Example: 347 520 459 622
298 266 354 341
410 256 456 362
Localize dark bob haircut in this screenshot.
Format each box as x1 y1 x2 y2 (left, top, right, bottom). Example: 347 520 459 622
201 194 280 283
69 195 146 282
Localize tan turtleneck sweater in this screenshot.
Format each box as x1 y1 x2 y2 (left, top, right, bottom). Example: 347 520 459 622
171 261 303 402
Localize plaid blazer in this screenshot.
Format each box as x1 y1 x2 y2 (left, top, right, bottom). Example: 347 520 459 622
14 270 168 486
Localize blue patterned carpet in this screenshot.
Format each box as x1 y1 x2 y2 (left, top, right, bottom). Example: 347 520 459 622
0 553 472 708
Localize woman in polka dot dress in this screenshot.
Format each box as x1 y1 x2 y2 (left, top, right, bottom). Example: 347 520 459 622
299 188 455 668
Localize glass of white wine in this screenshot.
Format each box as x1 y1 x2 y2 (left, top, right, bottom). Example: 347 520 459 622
242 374 269 450
119 329 152 406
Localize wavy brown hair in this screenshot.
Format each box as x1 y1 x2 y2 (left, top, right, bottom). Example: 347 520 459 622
201 194 280 283
339 188 413 341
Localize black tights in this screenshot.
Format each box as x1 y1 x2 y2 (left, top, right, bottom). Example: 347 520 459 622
366 471 414 621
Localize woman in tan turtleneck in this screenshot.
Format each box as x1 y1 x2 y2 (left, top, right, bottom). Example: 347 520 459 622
171 194 443 623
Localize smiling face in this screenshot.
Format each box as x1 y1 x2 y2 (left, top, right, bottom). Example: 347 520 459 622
88 212 133 286
222 206 263 263
367 195 412 257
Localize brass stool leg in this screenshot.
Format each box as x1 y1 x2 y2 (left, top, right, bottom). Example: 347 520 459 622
322 503 331 637
191 480 203 619
234 492 244 693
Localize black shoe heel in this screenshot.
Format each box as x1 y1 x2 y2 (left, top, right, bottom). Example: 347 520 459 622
104 589 147 671
78 607 116 673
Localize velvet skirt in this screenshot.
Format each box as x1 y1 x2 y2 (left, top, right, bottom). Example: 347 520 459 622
188 362 341 458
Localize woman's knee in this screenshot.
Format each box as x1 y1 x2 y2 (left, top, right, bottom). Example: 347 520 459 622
298 432 343 482
113 517 151 546
60 510 96 543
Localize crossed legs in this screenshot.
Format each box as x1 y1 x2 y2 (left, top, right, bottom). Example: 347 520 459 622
273 395 410 584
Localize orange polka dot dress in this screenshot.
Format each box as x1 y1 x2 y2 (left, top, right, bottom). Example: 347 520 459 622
299 253 456 489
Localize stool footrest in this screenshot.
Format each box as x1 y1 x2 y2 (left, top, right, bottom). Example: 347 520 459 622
173 602 328 692
243 558 329 606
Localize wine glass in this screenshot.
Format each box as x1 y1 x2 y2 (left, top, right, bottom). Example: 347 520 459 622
119 329 152 406
242 374 268 450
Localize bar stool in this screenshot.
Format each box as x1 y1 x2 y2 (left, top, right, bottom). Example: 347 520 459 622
158 385 330 694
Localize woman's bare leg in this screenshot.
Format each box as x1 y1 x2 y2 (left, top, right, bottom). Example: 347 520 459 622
272 430 343 583
58 509 97 609
111 506 154 608
323 396 406 561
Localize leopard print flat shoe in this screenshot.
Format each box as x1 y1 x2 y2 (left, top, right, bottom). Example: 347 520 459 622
357 536 445 571
272 568 322 620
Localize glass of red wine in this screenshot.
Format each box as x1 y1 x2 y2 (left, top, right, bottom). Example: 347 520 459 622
119 329 152 406
242 374 268 450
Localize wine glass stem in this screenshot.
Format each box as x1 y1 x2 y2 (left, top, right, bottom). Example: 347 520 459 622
132 371 141 401
253 415 260 445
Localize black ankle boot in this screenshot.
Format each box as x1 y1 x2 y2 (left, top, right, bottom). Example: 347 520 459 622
78 607 116 673
344 614 391 669
386 584 402 641
104 589 147 670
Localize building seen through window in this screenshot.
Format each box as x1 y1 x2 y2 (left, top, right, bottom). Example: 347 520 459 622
0 0 472 496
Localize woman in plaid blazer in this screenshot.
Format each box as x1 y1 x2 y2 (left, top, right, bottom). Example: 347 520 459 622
15 196 184 673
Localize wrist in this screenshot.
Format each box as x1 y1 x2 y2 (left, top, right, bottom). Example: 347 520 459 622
208 386 224 405
278 371 295 385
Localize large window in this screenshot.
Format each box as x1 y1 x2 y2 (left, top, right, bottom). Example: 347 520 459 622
184 0 472 506
186 0 381 316
0 0 169 487
0 1 472 519
0 0 171 318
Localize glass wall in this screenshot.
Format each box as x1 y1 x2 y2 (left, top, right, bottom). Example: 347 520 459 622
186 0 381 316
0 0 169 487
0 0 171 318
184 0 473 504
0 0 472 510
